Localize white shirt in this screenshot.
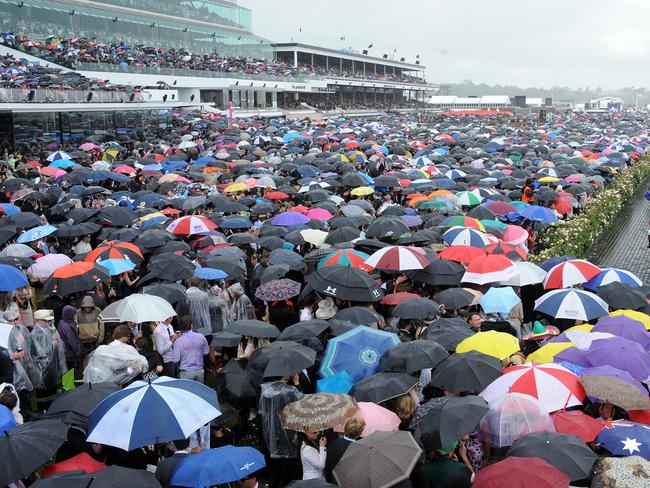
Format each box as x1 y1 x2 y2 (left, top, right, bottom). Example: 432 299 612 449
300 443 326 480
74 240 93 256
299 308 313 321
153 322 175 363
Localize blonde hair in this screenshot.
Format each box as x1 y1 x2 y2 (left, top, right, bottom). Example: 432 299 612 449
393 394 417 420
344 417 366 439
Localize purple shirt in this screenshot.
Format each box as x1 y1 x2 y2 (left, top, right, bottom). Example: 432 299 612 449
172 331 209 372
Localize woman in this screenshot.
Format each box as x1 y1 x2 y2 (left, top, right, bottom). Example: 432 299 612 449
227 283 256 322
300 431 327 480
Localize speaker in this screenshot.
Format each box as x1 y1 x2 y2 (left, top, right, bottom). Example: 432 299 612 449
171 94 175 100
27 90 35 101
190 94 195 101
129 93 135 101
362 50 368 55
86 92 93 102
400 57 405 62
162 94 168 102
415 61 420 65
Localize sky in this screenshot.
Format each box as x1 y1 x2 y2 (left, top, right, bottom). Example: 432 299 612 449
239 0 649 90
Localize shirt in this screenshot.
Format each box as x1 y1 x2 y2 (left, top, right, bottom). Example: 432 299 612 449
74 240 92 256
153 322 175 363
172 331 209 371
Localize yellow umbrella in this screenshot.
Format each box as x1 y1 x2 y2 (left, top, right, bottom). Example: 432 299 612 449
331 153 350 163
456 330 520 360
609 310 650 330
101 148 120 162
526 342 575 363
538 176 561 183
224 182 249 193
564 324 594 333
350 186 374 196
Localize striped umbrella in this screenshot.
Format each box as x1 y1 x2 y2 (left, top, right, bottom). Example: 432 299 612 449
364 245 430 271
455 191 483 207
484 242 528 261
583 268 643 290
318 249 373 271
442 226 491 248
166 215 217 236
543 259 602 289
85 240 144 264
534 289 609 321
462 255 518 285
42 262 111 297
442 215 485 231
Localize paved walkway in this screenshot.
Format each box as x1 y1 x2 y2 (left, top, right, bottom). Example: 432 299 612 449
594 195 650 282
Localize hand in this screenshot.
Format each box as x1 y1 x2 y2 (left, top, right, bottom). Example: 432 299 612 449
319 436 327 448
395 275 407 284
291 372 300 385
11 350 25 361
171 333 180 343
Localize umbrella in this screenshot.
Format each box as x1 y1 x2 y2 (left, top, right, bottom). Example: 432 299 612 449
249 341 316 377
96 258 136 276
228 319 280 338
442 226 491 248
171 445 266 487
462 255 518 285
280 393 358 432
42 262 111 297
0 420 68 487
585 337 650 381
380 340 449 373
307 266 384 302
166 215 216 235
87 377 221 451
278 319 329 341
543 259 601 289
418 395 489 449
597 282 647 310
480 393 556 447
16 224 57 244
584 268 643 290
349 372 418 403
596 421 650 459
141 283 187 305
478 286 521 314
481 363 585 414
217 359 258 400
581 372 650 410
420 317 474 352
318 249 373 272
271 211 310 226
106 294 176 324
534 289 609 321
43 452 107 477
333 431 422 488
430 351 502 393
392 297 440 320
433 288 475 310
27 254 74 279
409 258 465 286
320 326 400 382
0 243 37 258
317 370 355 394
268 248 306 270
473 456 570 488
333 401 400 437
0 264 29 292
193 267 228 280
593 315 650 348
147 254 196 282
379 292 420 306
506 431 598 481
551 410 603 443
591 456 650 488
254 278 301 302
211 330 242 348
364 245 430 271
45 382 120 423
85 240 144 264
32 466 161 487
499 261 546 286
456 331 520 360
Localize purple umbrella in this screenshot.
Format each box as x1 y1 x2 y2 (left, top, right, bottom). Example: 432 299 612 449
399 215 423 228
586 337 650 381
593 316 650 349
554 347 593 367
271 211 311 226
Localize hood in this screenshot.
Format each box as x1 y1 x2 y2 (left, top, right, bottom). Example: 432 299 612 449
80 295 96 309
62 305 77 321
228 283 244 297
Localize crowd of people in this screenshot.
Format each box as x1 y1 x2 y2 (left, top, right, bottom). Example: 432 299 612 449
0 109 648 488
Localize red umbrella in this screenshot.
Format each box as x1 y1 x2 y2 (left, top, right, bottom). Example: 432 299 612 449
265 191 290 200
462 254 517 285
628 410 650 425
554 198 573 215
543 259 601 289
380 292 420 306
437 245 484 264
364 246 430 271
551 410 602 442
473 456 570 488
44 452 106 477
484 200 517 215
484 242 527 261
85 240 144 264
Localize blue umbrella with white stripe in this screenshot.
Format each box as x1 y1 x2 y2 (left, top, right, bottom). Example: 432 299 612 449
16 225 57 244
583 268 643 290
442 226 491 248
534 289 609 322
519 205 559 224
87 377 221 451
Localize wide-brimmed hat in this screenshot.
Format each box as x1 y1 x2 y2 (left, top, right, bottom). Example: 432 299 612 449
34 309 54 321
523 321 560 341
315 297 337 320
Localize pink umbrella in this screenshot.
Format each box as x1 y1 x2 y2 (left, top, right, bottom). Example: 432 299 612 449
79 142 100 151
28 253 74 279
305 208 333 221
113 164 136 175
41 166 67 178
334 401 401 437
501 225 528 246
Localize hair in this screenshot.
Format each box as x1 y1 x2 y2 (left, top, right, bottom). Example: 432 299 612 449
173 438 190 450
135 336 152 353
187 277 202 288
179 315 193 332
0 388 17 411
112 324 131 341
468 312 482 321
392 394 417 421
343 417 366 439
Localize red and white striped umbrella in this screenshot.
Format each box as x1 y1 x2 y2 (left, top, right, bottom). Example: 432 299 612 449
543 259 601 289
364 245 430 271
166 215 217 236
480 362 586 414
462 254 518 285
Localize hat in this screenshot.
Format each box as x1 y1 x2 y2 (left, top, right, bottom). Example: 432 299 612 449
315 297 337 320
523 321 560 341
80 296 96 309
34 309 54 321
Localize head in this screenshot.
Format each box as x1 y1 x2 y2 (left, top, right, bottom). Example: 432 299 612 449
179 315 193 332
80 295 96 312
172 438 190 451
82 234 91 243
187 277 202 289
468 312 482 332
392 394 417 421
343 417 366 440
3 310 19 327
34 309 54 327
62 305 77 322
112 324 131 343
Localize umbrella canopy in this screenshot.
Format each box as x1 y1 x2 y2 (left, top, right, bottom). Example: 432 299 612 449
596 421 650 459
456 330 520 360
418 395 489 449
87 376 221 451
318 249 373 272
254 278 301 302
106 294 176 324
442 226 491 248
591 456 650 488
249 341 316 377
333 431 422 488
166 215 217 236
228 319 280 339
597 282 647 310
364 245 430 271
333 401 401 437
462 255 518 285
430 350 503 393
43 452 107 477
534 289 609 321
433 287 476 310
349 372 418 404
478 286 521 314
16 224 57 244
392 297 440 320
0 264 29 292
280 393 358 432
307 266 384 302
380 340 449 373
85 240 143 264
27 254 73 279
420 317 474 352
473 456 570 488
543 259 601 289
584 267 643 290
45 382 120 423
551 410 603 443
42 262 111 297
320 326 400 382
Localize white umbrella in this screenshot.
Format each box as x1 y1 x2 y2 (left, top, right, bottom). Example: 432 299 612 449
300 229 328 247
0 322 11 348
177 141 197 150
500 261 546 286
107 294 176 324
0 244 37 258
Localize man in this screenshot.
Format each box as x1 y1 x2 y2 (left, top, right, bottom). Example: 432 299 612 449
153 316 180 377
172 316 214 383
74 234 92 256
324 417 365 482
184 278 211 332
31 309 67 411
467 312 482 333
4 310 39 414
155 438 191 488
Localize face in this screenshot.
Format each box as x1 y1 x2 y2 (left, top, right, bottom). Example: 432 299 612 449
468 315 482 330
306 431 319 441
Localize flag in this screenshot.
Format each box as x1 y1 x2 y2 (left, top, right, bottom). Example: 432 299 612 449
368 43 373 49
340 36 346 41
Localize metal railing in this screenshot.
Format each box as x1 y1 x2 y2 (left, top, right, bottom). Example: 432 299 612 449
0 87 150 103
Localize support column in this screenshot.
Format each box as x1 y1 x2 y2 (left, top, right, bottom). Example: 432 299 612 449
311 53 314 68
293 50 298 68
271 91 278 109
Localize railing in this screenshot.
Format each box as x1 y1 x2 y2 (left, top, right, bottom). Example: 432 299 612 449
0 87 150 103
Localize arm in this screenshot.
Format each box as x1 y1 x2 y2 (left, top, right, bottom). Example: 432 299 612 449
302 445 327 472
172 339 181 363
153 328 174 356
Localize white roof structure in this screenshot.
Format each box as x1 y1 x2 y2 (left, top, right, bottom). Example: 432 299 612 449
428 95 512 106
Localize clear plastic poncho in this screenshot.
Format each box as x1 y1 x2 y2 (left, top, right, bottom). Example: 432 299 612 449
7 324 40 392
83 341 149 385
30 324 68 390
258 381 303 459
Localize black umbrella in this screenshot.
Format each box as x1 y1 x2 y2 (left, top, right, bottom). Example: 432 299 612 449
333 306 381 325
364 217 410 240
147 254 195 281
31 465 162 488
307 266 384 302
96 207 135 227
55 222 102 238
506 431 598 481
418 395 489 449
133 229 174 250
0 256 35 270
0 225 17 246
278 319 329 341
259 264 290 284
45 382 120 423
0 420 69 487
228 319 280 338
380 340 449 374
430 350 502 393
65 207 99 224
228 233 258 245
392 297 439 320
409 259 465 286
349 372 418 403
434 288 476 310
596 282 647 310
141 283 187 305
327 319 358 336
205 256 246 280
248 340 316 377
420 317 474 352
287 480 338 487
211 330 242 348
217 358 258 400
98 227 139 243
324 227 362 245
8 212 42 229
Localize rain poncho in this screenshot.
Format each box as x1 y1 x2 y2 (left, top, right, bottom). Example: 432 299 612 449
30 324 67 390
208 285 229 332
227 283 255 322
185 287 211 331
258 381 303 458
7 324 40 392
83 341 149 385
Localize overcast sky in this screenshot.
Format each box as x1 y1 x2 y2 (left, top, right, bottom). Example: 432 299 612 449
239 0 647 89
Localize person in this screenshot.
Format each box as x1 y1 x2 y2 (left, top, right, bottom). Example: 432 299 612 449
172 315 214 383
56 305 80 372
5 310 39 412
153 316 180 377
324 417 366 482
300 431 327 480
522 178 535 204
30 309 67 410
15 286 34 330
75 295 105 361
467 312 482 333
135 336 164 380
417 438 473 488
73 234 92 256
155 438 191 488
227 282 256 321
185 278 211 332
315 297 337 320
0 344 12 384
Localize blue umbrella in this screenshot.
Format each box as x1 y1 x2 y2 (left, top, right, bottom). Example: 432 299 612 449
87 377 221 451
320 326 400 382
139 215 170 230
194 267 227 280
478 286 521 314
97 258 136 276
584 268 643 290
442 226 490 248
0 204 21 217
317 370 355 394
596 421 650 459
49 159 75 168
0 404 16 435
534 289 609 322
17 225 57 244
171 445 265 488
271 211 310 226
0 264 29 292
519 205 559 223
